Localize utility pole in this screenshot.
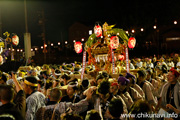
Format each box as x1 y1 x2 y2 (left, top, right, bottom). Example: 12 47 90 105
38 10 47 64
24 0 32 64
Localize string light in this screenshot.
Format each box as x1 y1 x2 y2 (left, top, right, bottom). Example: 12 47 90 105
41 46 43 49
153 25 157 29
141 28 144 31
132 29 135 33
65 41 68 44
58 42 60 45
174 21 177 24
51 43 53 46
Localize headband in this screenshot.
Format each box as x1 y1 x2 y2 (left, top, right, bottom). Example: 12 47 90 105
24 80 38 87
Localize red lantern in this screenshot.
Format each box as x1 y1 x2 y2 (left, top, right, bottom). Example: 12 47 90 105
128 37 136 48
12 35 19 46
94 25 102 37
110 36 119 49
118 54 125 61
74 41 82 53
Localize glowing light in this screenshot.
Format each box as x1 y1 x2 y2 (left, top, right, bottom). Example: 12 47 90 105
17 49 19 52
126 31 129 34
94 25 102 37
41 46 43 49
132 29 135 33
65 41 68 44
174 21 177 24
128 37 136 48
89 30 92 35
74 41 82 53
31 49 33 51
110 36 119 49
45 44 47 47
81 38 84 41
141 28 144 31
153 25 157 29
35 48 38 51
51 43 53 46
58 42 60 45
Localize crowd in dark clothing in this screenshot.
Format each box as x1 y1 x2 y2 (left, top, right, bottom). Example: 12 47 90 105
0 54 180 120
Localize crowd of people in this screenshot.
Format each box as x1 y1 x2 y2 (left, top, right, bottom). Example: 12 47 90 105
0 53 180 120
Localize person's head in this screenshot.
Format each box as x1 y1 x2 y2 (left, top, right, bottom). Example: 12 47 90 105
110 82 118 95
50 88 62 102
42 64 49 70
85 110 101 120
146 69 153 80
137 69 147 82
108 98 123 119
129 100 152 120
167 68 179 84
67 82 78 96
125 73 136 85
161 64 168 74
61 73 71 85
147 58 152 64
96 74 104 85
0 85 14 104
30 68 38 76
40 70 49 79
97 80 110 99
160 57 164 62
81 79 89 89
118 76 130 91
22 76 38 95
54 69 61 78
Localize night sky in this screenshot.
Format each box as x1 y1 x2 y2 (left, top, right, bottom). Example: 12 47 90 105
0 0 180 48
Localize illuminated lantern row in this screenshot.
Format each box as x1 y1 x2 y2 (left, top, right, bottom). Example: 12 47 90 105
110 36 119 49
128 37 136 48
94 25 102 37
12 35 19 46
74 41 82 53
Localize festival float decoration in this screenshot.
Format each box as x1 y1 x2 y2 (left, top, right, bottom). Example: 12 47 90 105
84 22 136 73
0 32 20 63
128 37 136 49
74 41 82 53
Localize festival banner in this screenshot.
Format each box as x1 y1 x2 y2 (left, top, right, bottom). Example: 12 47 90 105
111 50 115 74
125 47 130 72
81 51 86 80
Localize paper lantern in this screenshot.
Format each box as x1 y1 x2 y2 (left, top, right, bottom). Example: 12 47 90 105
118 54 125 61
12 35 19 46
110 36 119 49
74 41 82 53
94 25 102 37
128 37 136 48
